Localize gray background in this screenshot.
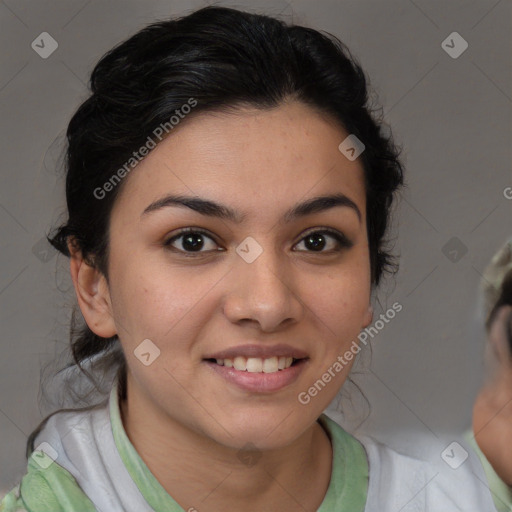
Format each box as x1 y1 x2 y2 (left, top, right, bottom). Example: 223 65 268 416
1 0 511 495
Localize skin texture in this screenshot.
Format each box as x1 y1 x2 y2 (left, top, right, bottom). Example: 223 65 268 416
68 100 373 511
473 304 512 486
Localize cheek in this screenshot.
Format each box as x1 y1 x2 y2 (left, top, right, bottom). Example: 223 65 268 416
309 267 370 338
111 261 223 353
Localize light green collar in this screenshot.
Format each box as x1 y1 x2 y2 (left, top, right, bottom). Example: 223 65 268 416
464 430 512 511
109 378 368 511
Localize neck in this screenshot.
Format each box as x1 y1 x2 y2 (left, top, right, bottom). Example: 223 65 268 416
119 383 333 511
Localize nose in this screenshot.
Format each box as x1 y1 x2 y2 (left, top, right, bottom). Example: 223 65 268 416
222 243 304 332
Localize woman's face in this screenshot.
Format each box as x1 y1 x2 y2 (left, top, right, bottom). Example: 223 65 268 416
103 100 372 450
473 304 512 485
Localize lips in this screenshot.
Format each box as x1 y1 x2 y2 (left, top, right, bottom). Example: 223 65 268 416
203 344 309 374
205 357 308 393
203 344 309 392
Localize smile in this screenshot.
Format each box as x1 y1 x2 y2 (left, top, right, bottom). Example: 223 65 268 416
209 356 297 373
203 357 309 393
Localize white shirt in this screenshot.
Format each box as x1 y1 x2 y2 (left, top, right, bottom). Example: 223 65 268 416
30 381 497 512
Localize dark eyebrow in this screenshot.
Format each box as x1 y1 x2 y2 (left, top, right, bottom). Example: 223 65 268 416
141 193 362 224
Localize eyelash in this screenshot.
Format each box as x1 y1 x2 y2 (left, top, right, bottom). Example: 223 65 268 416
163 227 353 256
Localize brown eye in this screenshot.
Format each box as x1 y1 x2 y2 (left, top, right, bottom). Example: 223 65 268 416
294 229 353 253
164 228 220 254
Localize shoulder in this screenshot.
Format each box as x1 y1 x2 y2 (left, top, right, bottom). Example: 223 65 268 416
464 429 512 512
1 450 96 512
1 484 25 512
28 399 149 512
353 431 498 511
1 405 107 512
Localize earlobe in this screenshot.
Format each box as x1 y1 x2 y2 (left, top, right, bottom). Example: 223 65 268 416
362 305 373 329
68 241 117 338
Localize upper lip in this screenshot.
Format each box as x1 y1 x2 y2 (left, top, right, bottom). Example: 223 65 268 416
204 344 309 360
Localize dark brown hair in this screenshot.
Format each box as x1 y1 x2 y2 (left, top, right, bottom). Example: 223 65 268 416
27 5 405 456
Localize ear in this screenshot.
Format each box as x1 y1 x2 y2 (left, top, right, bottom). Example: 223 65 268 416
67 240 117 338
362 304 373 329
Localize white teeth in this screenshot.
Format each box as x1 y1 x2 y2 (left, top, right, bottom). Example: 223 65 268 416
262 356 278 373
246 357 263 373
215 356 295 373
233 356 246 371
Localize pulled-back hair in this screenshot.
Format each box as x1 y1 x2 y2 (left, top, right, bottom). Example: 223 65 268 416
28 5 404 456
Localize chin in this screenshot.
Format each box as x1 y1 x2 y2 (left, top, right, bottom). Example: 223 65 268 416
210 408 311 451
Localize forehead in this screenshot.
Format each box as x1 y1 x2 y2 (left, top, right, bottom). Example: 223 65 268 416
111 101 366 224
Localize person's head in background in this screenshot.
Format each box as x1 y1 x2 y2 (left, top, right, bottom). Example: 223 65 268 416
473 238 512 485
36 5 404 464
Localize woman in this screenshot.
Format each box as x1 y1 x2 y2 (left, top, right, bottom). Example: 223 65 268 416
0 6 496 511
470 237 512 511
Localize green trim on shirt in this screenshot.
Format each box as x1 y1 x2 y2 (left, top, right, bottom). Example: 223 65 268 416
464 429 512 512
1 379 369 511
110 380 368 512
317 414 369 511
0 450 96 512
110 381 368 511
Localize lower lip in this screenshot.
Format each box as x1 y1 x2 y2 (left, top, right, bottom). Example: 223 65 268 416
204 359 308 393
